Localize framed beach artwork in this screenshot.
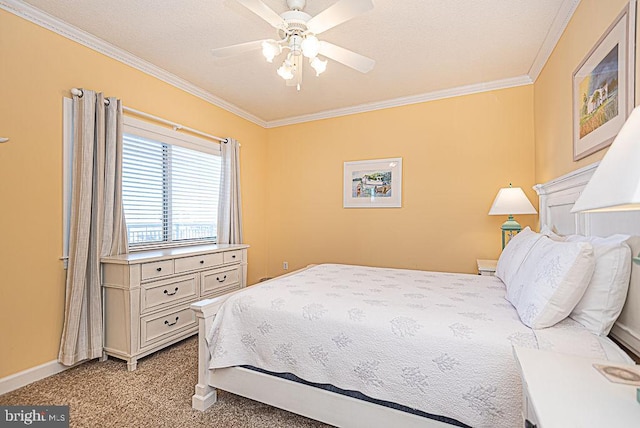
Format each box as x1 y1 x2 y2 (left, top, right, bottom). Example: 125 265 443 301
572 2 636 161
343 157 402 208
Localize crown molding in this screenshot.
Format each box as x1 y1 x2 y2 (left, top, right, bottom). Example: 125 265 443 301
2 0 572 128
528 0 581 81
264 75 533 128
0 0 267 128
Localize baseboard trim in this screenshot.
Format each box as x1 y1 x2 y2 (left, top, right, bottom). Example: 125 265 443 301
0 360 70 396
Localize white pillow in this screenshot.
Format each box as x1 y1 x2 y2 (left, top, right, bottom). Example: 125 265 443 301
496 227 542 286
539 224 566 242
565 234 632 336
510 236 595 329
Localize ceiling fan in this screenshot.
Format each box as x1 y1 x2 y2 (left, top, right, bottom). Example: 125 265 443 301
212 0 375 90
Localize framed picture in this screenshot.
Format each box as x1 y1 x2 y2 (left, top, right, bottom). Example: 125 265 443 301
572 2 636 161
343 157 402 208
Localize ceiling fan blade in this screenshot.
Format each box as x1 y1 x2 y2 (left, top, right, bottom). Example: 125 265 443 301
236 0 286 29
307 0 373 35
211 39 273 58
318 41 375 73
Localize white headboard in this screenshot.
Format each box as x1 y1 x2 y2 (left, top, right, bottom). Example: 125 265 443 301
535 162 640 359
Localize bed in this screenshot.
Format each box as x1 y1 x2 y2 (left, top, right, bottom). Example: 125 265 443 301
191 162 640 427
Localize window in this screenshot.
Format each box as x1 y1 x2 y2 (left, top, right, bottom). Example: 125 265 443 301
62 103 222 262
122 118 221 248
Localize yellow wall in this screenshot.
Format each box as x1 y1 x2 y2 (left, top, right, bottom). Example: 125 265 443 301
266 86 536 277
0 10 268 378
0 7 538 379
534 0 636 182
1 0 634 383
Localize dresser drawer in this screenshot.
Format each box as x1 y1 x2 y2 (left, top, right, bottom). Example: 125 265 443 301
223 250 242 264
140 305 197 349
201 266 240 295
202 283 242 300
140 274 197 314
141 260 174 281
174 253 224 274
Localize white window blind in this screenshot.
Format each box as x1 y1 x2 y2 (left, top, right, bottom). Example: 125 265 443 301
122 130 221 248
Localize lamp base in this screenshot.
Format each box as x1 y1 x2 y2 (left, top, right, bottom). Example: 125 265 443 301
501 215 522 249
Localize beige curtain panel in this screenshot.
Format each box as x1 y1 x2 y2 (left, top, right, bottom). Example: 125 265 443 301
217 138 243 244
59 89 128 366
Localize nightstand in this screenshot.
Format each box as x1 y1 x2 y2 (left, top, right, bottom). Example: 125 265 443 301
476 259 497 276
513 346 640 428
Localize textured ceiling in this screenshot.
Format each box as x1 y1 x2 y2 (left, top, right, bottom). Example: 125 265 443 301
18 0 573 124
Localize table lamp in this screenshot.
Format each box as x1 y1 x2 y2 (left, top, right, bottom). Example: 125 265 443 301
571 105 640 266
489 184 537 248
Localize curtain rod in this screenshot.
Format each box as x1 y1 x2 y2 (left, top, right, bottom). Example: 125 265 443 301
70 88 227 143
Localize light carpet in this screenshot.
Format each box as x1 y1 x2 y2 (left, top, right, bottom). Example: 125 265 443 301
0 337 329 427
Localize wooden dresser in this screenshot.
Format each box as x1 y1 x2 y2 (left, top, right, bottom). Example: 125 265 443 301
101 244 248 370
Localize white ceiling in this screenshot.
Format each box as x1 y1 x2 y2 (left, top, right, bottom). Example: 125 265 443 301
11 0 578 126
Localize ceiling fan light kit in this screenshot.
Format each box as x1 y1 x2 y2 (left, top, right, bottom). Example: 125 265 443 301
310 56 327 76
301 35 319 58
277 58 295 80
261 40 281 62
213 0 375 90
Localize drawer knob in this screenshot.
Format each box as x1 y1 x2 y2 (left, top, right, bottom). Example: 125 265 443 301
200 260 205 264
163 287 179 296
164 316 179 327
156 267 162 272
232 255 236 259
216 275 227 283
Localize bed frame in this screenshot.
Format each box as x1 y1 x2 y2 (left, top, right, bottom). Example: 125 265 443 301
190 162 640 426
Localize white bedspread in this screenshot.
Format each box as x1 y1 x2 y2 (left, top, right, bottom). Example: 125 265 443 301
206 264 618 428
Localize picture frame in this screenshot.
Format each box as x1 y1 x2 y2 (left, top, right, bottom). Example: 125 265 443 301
343 157 402 208
572 2 636 161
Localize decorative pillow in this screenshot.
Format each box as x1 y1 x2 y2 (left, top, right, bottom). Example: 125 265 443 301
565 234 632 336
496 227 543 286
539 224 566 242
510 236 595 329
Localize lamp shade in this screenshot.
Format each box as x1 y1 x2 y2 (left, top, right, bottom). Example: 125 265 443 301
571 106 640 213
488 187 537 215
